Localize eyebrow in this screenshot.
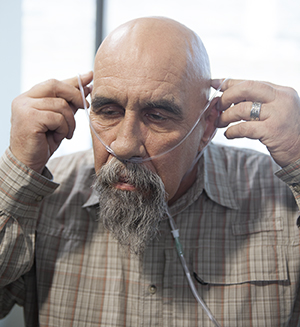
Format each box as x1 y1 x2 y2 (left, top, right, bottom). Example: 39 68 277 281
91 96 183 117
91 96 119 111
145 99 183 117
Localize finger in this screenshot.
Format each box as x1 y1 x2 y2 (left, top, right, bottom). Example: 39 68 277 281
210 78 225 90
63 72 94 105
63 71 93 88
216 101 267 128
31 97 76 139
26 72 93 111
212 78 282 92
36 110 70 144
224 121 264 140
46 117 70 142
220 78 283 90
217 80 276 111
27 80 84 110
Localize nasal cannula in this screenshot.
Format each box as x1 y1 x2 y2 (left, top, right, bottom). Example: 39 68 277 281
78 75 228 164
78 75 227 326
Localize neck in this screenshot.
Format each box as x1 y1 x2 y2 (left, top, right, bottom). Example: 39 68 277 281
168 160 199 206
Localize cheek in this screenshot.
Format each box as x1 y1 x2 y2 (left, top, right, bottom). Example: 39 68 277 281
159 125 205 199
91 134 111 172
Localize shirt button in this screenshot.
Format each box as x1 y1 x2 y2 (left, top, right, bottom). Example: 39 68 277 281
35 195 44 202
292 183 300 193
148 284 157 295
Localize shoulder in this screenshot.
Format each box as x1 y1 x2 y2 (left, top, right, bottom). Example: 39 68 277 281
207 142 276 166
206 142 279 177
205 143 289 203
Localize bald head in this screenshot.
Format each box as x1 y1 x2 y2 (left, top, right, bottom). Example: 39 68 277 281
94 17 210 99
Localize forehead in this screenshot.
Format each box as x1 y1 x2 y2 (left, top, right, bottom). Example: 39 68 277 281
94 55 196 112
93 18 211 110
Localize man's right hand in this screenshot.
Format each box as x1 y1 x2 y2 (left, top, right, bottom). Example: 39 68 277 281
10 72 93 174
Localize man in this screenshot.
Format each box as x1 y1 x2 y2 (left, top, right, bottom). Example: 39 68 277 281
1 16 300 326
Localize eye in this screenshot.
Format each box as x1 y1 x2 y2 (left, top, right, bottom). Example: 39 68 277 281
143 108 181 133
145 111 168 122
95 105 124 119
90 105 125 129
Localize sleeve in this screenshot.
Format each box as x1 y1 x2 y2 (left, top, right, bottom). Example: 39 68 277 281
275 158 300 209
0 148 59 315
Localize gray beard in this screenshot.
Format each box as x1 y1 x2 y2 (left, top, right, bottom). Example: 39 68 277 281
93 158 168 256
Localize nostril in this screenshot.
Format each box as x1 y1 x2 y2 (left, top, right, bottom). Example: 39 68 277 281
127 157 143 164
104 144 117 157
114 156 143 164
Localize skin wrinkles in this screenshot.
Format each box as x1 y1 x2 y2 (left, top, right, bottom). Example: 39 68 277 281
91 79 193 135
144 99 183 118
91 17 216 204
92 96 183 118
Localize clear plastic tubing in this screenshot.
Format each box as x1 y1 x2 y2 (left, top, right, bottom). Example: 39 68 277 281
79 74 226 326
78 75 229 164
167 210 222 327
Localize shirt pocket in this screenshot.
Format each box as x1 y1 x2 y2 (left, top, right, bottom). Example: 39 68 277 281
192 217 288 285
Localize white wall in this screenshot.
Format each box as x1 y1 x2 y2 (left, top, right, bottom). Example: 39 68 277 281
0 0 22 157
1 0 299 325
21 0 95 158
104 0 300 155
0 2 25 327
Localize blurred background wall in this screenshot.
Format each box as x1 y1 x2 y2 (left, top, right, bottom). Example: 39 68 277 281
0 0 299 325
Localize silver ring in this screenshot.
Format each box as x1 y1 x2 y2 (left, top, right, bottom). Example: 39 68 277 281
250 102 262 121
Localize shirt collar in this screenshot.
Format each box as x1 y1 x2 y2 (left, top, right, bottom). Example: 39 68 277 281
203 143 239 210
82 187 99 208
168 143 239 216
83 143 239 211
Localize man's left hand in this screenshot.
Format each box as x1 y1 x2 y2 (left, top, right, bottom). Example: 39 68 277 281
211 78 300 167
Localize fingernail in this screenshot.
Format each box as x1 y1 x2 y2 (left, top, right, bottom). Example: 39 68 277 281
80 72 89 78
211 79 222 89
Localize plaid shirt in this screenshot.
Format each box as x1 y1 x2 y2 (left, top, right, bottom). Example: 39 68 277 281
0 143 300 327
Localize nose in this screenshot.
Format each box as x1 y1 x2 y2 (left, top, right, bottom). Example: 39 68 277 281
109 113 147 161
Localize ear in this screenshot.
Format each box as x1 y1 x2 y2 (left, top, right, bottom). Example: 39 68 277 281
198 97 220 151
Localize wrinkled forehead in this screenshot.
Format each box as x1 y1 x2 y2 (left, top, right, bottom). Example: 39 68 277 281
94 52 190 93
93 18 210 104
98 35 183 77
